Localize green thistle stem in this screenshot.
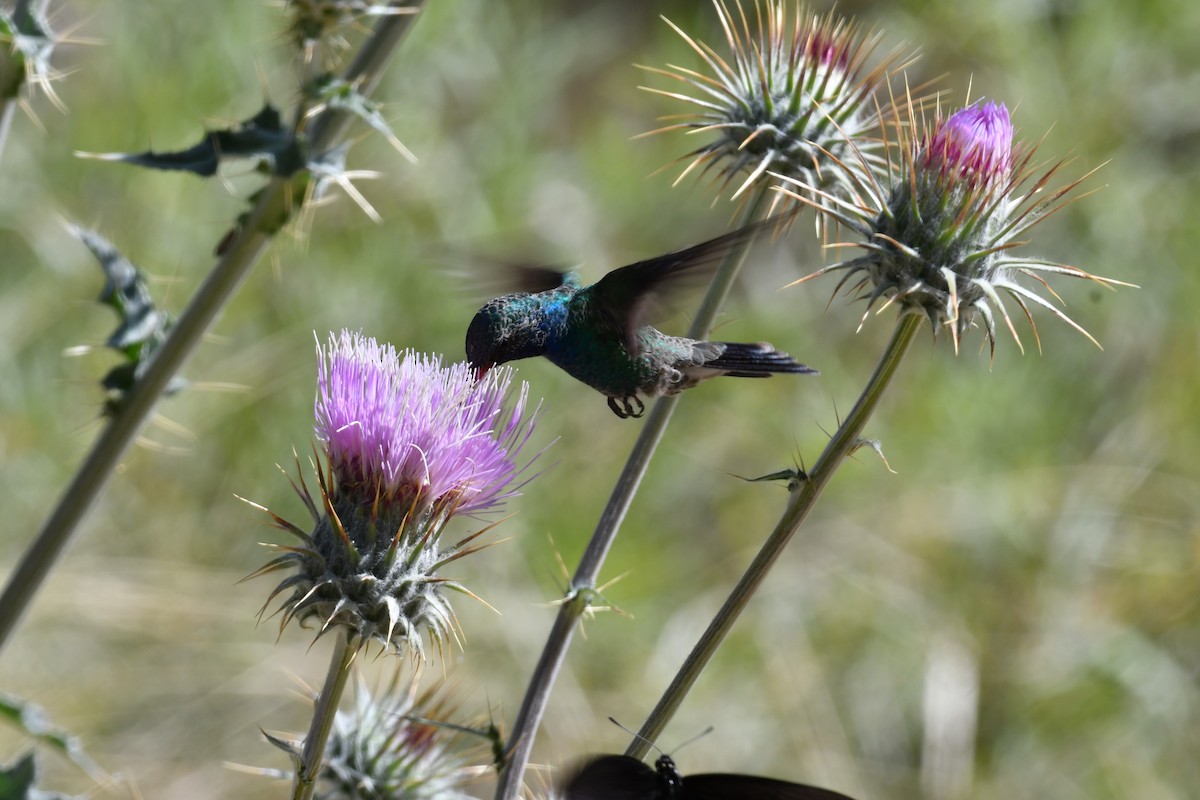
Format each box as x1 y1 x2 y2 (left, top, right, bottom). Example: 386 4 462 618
0 24 23 168
0 100 15 167
0 6 426 656
494 190 772 800
293 629 356 800
626 311 922 757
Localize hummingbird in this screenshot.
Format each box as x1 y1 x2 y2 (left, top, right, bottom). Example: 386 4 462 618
464 220 816 419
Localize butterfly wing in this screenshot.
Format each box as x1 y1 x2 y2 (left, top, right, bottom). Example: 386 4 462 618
683 774 858 800
562 755 662 800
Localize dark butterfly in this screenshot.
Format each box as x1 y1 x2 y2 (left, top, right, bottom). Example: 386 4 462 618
562 753 858 800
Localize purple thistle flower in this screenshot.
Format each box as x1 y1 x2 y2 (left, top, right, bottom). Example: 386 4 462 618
778 96 1130 353
315 331 535 517
922 101 1013 190
249 331 543 655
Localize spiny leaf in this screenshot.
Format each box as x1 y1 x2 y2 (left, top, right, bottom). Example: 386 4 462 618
851 436 896 473
261 728 303 767
405 715 509 772
82 103 305 177
307 74 415 162
736 467 807 491
0 752 36 800
0 695 102 780
72 226 160 351
67 225 188 415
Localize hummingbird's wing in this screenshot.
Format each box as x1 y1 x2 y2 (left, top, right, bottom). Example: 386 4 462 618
588 217 781 353
440 240 581 304
467 260 577 296
494 262 576 293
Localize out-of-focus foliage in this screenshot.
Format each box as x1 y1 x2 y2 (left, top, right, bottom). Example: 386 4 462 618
0 1 1195 799
0 751 83 800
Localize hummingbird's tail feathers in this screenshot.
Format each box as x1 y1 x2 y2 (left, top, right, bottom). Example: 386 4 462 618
707 341 818 376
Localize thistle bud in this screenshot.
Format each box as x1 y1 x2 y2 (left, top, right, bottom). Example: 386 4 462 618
641 0 909 205
285 1 419 56
780 98 1127 352
1 2 67 111
317 675 475 800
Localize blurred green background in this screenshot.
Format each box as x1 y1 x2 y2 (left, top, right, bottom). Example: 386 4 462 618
1 1 1196 798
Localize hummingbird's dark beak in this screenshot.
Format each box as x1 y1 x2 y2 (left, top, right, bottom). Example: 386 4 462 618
473 364 492 381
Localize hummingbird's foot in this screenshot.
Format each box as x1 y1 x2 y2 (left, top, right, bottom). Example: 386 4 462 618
606 395 645 419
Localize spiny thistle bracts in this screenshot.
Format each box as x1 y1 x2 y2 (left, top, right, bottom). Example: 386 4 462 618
1 1 74 112
319 674 475 800
261 672 479 800
779 97 1131 353
639 0 913 207
284 0 419 58
249 331 542 657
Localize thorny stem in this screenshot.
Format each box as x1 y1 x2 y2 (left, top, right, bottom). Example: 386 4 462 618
0 6 426 655
494 189 772 800
626 312 923 758
293 629 357 800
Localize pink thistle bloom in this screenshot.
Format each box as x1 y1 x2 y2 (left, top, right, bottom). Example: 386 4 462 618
921 101 1013 189
315 331 537 517
250 331 544 655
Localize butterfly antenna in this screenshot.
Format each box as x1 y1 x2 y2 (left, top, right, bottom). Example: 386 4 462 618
671 726 715 754
607 717 666 757
606 718 715 755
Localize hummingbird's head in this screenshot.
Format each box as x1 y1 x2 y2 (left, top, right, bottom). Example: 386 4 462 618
465 308 499 378
465 295 548 378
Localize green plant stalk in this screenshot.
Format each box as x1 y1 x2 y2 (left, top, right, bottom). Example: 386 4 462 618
494 190 772 800
626 311 922 758
292 629 356 800
0 26 22 167
0 99 15 167
0 7 426 656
